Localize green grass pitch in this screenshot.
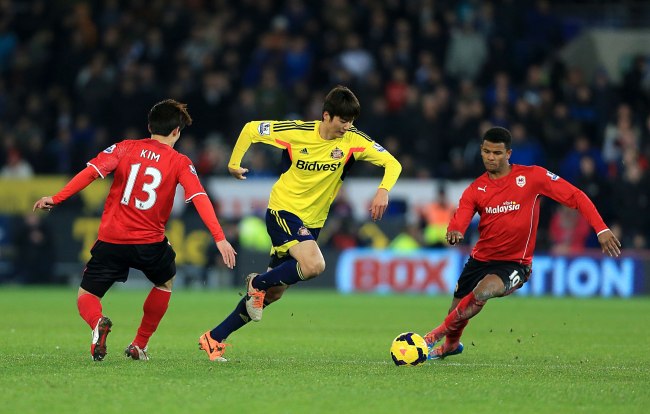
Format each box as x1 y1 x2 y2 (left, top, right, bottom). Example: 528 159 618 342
1 287 648 413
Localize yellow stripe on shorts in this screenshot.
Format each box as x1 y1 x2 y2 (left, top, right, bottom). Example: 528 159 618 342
271 210 292 235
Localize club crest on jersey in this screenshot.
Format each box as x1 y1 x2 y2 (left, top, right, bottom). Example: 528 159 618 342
330 147 344 160
546 170 560 181
372 142 386 152
297 226 311 237
516 175 526 187
189 164 197 175
258 122 271 136
103 144 116 154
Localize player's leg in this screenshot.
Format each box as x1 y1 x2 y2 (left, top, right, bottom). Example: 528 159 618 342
250 239 325 289
77 287 113 362
207 284 288 340
429 274 503 359
439 275 503 342
77 287 104 333
199 267 289 361
424 257 482 348
244 242 321 321
126 239 176 360
77 241 128 361
246 210 323 321
430 262 530 358
445 264 529 335
201 253 292 356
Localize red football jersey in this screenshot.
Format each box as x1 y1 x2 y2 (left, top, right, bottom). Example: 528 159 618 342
448 164 608 265
87 139 206 244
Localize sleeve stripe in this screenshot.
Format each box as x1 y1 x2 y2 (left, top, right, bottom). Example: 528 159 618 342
185 192 207 203
87 162 104 179
596 229 610 236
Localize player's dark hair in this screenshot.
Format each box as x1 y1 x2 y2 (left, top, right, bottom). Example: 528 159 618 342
483 126 512 150
322 85 361 121
148 99 193 136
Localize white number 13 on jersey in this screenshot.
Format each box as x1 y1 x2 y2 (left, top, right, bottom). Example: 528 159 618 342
121 163 162 210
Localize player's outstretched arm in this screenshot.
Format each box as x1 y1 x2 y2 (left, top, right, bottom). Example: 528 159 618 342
32 166 100 212
216 239 237 269
446 230 464 246
369 188 389 221
597 229 621 257
33 196 55 211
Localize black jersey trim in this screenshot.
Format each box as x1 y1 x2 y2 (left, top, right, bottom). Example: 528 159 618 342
349 127 372 142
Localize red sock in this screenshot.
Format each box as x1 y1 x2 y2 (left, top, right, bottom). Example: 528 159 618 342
434 292 486 338
77 294 103 329
133 287 171 349
444 319 469 347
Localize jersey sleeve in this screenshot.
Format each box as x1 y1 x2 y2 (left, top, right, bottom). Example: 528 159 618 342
228 121 294 169
447 183 478 234
350 132 402 191
177 155 207 202
52 166 100 204
86 142 130 178
192 194 225 242
535 166 608 234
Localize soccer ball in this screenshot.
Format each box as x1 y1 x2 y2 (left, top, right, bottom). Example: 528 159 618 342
390 332 428 366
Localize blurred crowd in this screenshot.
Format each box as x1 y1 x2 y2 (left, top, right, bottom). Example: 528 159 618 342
1 0 649 251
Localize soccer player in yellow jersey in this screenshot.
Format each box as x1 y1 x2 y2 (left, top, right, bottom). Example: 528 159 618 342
199 85 402 361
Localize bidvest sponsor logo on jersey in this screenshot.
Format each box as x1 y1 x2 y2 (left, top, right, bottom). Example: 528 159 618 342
258 122 271 136
485 201 520 214
295 160 342 172
330 147 344 159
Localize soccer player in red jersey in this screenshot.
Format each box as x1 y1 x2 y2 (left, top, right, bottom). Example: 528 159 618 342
424 126 621 359
33 99 236 361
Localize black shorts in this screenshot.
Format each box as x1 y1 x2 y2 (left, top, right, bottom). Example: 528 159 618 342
266 209 321 268
80 237 176 297
454 257 531 299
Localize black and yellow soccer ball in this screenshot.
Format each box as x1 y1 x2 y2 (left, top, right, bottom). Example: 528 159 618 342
390 332 428 366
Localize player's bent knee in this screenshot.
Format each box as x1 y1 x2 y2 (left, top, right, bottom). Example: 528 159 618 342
474 275 505 301
157 275 175 291
473 289 495 302
301 259 326 280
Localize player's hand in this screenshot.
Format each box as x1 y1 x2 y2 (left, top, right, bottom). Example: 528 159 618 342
228 166 249 180
598 229 621 257
369 188 389 221
33 196 55 212
216 239 237 269
446 231 464 246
